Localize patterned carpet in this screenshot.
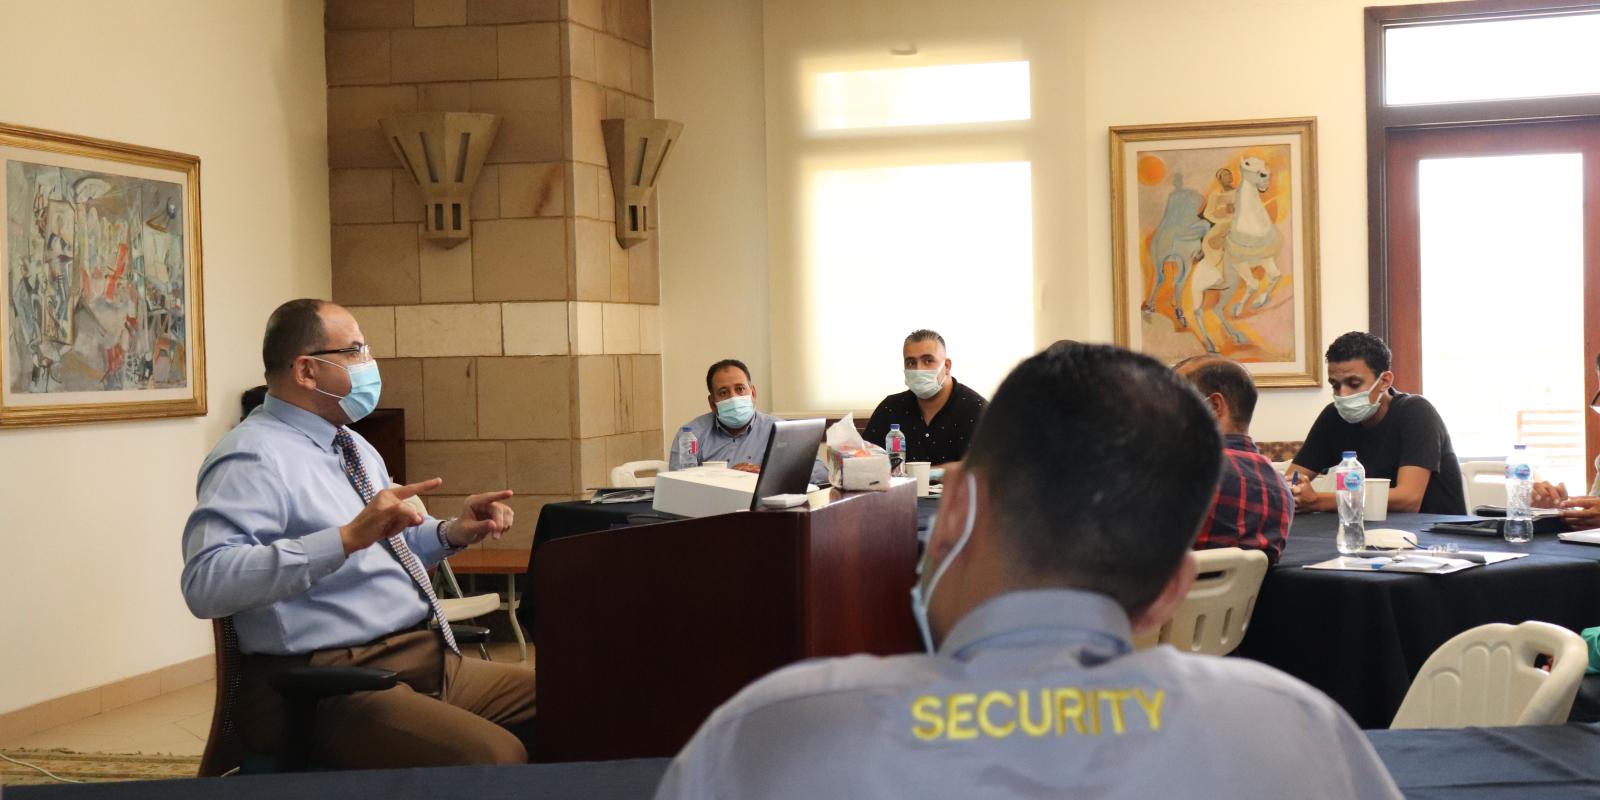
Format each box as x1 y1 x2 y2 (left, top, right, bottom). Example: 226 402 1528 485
0 749 199 786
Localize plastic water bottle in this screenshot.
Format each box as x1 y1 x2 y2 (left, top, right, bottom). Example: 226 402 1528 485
1504 444 1534 543
672 426 699 470
1334 451 1366 555
886 424 907 478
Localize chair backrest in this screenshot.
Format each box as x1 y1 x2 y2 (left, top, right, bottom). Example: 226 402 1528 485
197 618 244 777
1134 547 1270 656
609 460 669 488
1459 460 1506 511
1391 620 1588 729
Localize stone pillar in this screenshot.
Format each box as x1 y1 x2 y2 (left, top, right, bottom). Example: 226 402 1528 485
326 0 661 550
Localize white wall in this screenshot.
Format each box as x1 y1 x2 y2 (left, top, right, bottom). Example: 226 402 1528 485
657 0 1434 443
0 0 331 714
655 0 773 435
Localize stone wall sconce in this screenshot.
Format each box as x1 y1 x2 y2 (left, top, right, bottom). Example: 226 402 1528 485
601 118 683 248
380 111 500 248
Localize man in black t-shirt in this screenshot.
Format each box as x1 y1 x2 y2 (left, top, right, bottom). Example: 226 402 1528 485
1288 331 1466 515
862 329 987 466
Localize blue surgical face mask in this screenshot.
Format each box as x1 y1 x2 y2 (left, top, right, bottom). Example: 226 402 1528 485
311 357 382 422
910 472 978 654
715 395 755 429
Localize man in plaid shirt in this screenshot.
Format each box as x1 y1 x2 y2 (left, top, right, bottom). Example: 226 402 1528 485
1176 356 1292 563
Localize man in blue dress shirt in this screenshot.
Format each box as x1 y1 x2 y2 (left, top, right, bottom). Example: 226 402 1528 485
181 299 534 768
668 358 827 483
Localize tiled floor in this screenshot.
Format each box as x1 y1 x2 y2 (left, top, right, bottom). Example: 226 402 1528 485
5 642 532 756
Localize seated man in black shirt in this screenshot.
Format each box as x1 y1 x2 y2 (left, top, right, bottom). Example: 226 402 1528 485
862 329 987 466
1287 331 1466 515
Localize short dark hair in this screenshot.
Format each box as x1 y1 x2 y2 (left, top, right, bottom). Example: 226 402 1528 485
905 329 946 349
964 342 1223 617
262 299 327 376
1176 356 1257 427
705 359 752 394
1325 331 1391 375
240 385 268 422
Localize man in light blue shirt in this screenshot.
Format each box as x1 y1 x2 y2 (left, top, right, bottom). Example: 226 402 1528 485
669 358 827 483
181 299 534 768
654 343 1400 799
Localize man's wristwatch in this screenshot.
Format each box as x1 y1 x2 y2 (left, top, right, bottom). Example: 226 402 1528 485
437 517 461 549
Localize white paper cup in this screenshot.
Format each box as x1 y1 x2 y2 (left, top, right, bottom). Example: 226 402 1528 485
1365 478 1391 522
908 462 932 497
704 461 729 470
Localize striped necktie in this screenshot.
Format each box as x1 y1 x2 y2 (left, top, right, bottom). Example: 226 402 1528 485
333 429 459 656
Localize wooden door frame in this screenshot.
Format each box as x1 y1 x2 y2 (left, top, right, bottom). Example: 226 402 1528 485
1365 0 1600 343
1366 1 1600 486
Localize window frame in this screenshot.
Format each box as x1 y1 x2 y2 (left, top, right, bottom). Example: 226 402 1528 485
1365 0 1600 342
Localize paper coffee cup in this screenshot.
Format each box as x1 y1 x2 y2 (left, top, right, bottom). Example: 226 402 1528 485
908 462 932 497
1365 478 1391 522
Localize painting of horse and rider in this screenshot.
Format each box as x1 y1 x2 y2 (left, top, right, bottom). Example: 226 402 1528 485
1111 118 1321 388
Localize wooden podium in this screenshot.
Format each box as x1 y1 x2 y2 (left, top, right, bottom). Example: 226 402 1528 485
531 481 921 761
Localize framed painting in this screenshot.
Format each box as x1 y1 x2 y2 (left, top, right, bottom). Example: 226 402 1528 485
1110 117 1320 387
1 122 205 427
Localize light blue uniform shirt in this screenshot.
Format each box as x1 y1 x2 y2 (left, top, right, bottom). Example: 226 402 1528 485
669 410 828 484
180 394 455 655
655 589 1401 799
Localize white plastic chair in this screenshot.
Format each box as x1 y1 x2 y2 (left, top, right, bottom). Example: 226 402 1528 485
401 492 499 660
1459 459 1506 510
1135 547 1270 656
610 460 669 487
1391 621 1587 729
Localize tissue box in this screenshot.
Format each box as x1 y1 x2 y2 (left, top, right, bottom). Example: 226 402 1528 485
653 466 759 517
838 453 892 492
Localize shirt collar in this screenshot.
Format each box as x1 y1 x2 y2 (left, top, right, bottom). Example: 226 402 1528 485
937 588 1133 661
1224 433 1258 453
262 393 342 453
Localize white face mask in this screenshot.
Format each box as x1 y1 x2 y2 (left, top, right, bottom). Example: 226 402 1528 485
1333 377 1386 424
904 368 945 400
910 472 977 653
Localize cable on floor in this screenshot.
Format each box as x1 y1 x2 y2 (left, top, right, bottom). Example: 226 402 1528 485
0 751 87 784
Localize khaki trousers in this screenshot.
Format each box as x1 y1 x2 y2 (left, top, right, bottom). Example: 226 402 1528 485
239 630 537 768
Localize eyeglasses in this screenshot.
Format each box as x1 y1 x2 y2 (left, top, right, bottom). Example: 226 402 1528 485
307 344 372 362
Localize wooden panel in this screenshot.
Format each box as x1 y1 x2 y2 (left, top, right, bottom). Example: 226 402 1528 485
531 485 919 761
351 407 407 483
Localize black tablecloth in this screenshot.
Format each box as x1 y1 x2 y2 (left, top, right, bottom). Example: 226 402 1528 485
1241 512 1600 729
16 725 1600 798
1368 723 1600 798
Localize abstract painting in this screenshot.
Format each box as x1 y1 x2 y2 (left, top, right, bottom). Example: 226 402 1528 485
1 123 204 426
1111 117 1320 388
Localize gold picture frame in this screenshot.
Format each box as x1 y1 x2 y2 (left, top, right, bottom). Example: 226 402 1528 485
1 122 206 426
1110 117 1320 388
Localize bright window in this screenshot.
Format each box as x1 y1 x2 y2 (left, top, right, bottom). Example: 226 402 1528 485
802 162 1033 410
1385 14 1600 105
1418 153 1586 488
811 61 1031 131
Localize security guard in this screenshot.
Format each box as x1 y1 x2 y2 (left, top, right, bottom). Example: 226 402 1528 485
654 343 1400 799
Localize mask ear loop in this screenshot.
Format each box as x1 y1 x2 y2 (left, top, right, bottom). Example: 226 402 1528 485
916 472 979 650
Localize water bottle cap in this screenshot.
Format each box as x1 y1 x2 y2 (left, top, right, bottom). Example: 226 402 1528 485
890 424 900 430
1513 443 1527 450
681 426 693 432
1341 451 1357 459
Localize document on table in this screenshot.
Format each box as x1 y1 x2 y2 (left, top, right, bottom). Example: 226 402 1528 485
1557 529 1600 545
1305 552 1529 574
